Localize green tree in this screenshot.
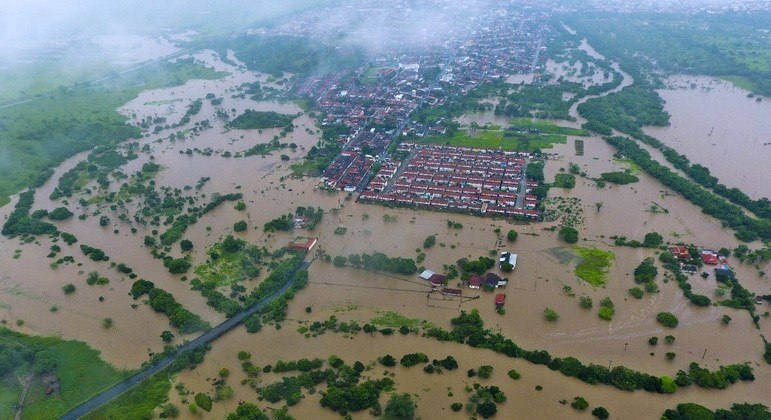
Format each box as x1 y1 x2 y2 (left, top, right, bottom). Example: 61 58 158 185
592 407 610 419
180 239 193 251
643 232 663 248
544 308 559 322
476 401 497 418
571 396 589 410
478 365 494 379
161 331 174 342
333 255 347 267
233 220 248 232
507 229 518 242
559 226 579 243
384 393 416 420
656 312 679 328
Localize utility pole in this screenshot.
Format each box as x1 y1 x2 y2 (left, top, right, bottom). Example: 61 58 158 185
702 349 707 360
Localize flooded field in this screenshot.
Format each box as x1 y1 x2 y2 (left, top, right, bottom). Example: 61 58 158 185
0 38 769 419
644 75 771 199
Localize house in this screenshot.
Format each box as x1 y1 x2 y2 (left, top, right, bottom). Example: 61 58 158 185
429 274 447 287
701 251 720 265
714 268 735 282
681 264 698 274
485 272 506 288
419 270 435 280
288 238 317 253
468 275 483 289
495 293 506 309
499 252 517 269
442 288 462 297
669 246 690 260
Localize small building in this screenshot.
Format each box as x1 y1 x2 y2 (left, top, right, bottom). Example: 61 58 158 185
714 268 735 282
288 238 318 253
669 246 690 260
419 270 436 280
499 252 517 269
442 287 462 297
429 274 447 288
681 264 698 274
495 293 506 309
701 252 720 265
468 275 483 289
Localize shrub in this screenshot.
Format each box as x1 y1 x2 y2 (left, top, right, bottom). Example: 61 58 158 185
233 220 248 232
49 207 74 220
333 255 347 267
507 369 521 380
656 312 679 328
478 365 494 379
592 406 610 419
722 315 732 325
62 283 76 294
666 352 677 360
400 353 429 367
180 240 193 251
665 335 676 343
649 337 658 346
423 235 436 249
380 354 397 367
451 403 463 412
579 296 593 309
571 396 589 410
629 287 644 299
194 393 212 412
559 226 579 243
544 308 559 322
507 230 518 242
634 259 658 283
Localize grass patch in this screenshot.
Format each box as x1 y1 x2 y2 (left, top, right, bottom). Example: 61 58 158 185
0 328 130 418
573 246 615 286
371 311 422 328
0 58 226 205
194 238 266 286
0 375 21 420
509 118 590 136
420 130 567 152
82 371 171 420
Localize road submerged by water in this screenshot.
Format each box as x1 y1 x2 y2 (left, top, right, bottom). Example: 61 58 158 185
59 259 311 420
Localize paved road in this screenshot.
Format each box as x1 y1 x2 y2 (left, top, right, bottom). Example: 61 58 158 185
60 260 310 420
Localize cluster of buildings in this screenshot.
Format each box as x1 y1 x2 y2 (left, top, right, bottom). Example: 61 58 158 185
668 246 734 279
359 144 542 219
276 2 551 198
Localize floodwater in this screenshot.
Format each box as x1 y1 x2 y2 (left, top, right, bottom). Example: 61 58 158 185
0 38 768 419
644 76 771 199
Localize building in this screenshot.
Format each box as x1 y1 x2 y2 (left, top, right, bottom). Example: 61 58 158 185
499 251 517 269
429 274 448 287
288 238 318 253
701 251 720 265
442 287 462 297
669 246 690 260
495 293 506 309
419 270 436 280
468 275 483 289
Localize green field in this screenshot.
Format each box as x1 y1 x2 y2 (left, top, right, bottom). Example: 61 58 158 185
0 58 227 207
573 246 615 286
419 119 588 152
0 328 131 418
82 372 171 420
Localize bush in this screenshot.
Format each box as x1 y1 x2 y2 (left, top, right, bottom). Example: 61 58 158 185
592 407 610 419
722 315 732 325
571 396 589 410
423 235 436 249
649 337 658 346
579 296 593 309
559 226 579 243
478 365 494 379
333 255 347 267
62 283 76 294
629 287 644 299
48 207 74 220
634 259 658 283
233 220 248 232
544 308 559 322
451 402 463 412
380 354 397 367
507 230 518 242
507 369 521 380
180 240 193 251
665 335 676 344
194 393 212 412
384 393 415 420
643 232 663 248
400 353 429 367
666 352 677 360
656 312 679 328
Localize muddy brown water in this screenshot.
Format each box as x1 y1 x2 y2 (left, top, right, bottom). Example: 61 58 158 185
644 75 771 199
0 41 769 418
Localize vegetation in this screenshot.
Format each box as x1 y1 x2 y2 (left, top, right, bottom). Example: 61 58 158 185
423 310 753 395
130 280 209 334
553 173 576 189
559 226 579 244
574 246 615 286
598 297 615 321
0 328 130 418
383 393 416 420
227 110 295 130
599 171 639 185
194 236 266 286
634 259 658 283
345 252 417 275
606 136 770 242
657 312 680 328
83 372 171 420
544 308 560 322
662 402 771 420
507 229 518 242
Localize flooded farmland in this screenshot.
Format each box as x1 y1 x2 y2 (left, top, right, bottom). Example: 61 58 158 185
644 75 771 199
0 35 769 420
